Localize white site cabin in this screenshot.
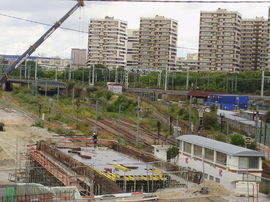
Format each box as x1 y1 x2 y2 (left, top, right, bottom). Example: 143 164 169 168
175 135 264 191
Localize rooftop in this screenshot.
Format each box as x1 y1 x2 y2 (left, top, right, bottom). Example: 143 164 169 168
152 145 171 150
217 109 256 127
59 147 161 176
176 135 264 157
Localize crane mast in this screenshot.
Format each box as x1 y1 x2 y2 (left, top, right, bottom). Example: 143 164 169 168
0 0 84 85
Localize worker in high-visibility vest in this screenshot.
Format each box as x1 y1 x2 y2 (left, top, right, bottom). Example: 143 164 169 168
93 131 98 149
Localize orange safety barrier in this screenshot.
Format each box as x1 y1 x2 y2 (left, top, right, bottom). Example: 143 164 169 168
58 196 72 199
131 192 144 195
82 196 94 198
17 198 31 201
28 146 75 186
39 196 53 200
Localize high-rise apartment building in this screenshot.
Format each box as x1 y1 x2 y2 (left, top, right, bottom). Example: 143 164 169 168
71 48 87 67
198 8 242 72
87 16 127 69
240 17 268 70
127 29 139 68
138 15 178 70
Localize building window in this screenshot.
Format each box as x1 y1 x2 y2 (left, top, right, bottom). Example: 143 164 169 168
209 175 214 181
215 178 220 183
178 140 182 151
204 173 208 180
183 142 192 154
205 148 214 161
194 145 202 157
216 152 227 165
239 157 259 169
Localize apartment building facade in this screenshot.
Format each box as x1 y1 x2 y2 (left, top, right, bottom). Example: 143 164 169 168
87 16 127 69
198 8 242 72
71 48 87 67
176 56 199 71
240 17 268 70
127 29 139 68
138 15 178 70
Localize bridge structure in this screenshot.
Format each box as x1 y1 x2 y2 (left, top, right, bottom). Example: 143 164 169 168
125 88 270 101
8 79 68 89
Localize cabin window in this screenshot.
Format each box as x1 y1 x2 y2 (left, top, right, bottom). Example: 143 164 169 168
216 152 227 165
194 145 202 157
205 148 214 161
183 142 192 154
178 140 182 151
239 157 259 169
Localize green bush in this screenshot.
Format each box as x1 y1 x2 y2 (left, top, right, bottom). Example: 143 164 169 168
106 95 136 112
214 134 227 142
203 112 218 130
167 146 179 161
230 134 245 147
31 121 44 128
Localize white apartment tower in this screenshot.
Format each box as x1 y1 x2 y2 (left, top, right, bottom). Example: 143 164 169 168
240 17 268 70
198 9 242 72
87 16 127 69
127 29 139 68
138 15 178 70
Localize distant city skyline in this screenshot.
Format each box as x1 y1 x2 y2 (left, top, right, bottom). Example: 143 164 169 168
1 0 270 58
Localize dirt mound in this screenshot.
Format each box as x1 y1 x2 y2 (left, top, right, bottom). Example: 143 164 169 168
190 180 236 196
0 159 15 167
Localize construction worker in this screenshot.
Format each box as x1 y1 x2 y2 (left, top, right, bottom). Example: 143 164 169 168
93 131 98 149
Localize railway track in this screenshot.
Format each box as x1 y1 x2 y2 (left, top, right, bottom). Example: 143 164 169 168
85 118 152 149
118 119 176 145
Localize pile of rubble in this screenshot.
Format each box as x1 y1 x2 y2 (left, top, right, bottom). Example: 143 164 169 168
190 180 236 196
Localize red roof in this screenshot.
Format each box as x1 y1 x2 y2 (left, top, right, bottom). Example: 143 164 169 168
188 91 219 98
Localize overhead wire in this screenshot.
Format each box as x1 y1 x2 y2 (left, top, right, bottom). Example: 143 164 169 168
83 0 270 3
0 12 197 50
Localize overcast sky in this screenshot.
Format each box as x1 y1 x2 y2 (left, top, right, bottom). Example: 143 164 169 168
0 0 270 59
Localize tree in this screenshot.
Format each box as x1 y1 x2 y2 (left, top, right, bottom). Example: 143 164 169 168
247 141 257 150
167 146 179 161
203 112 218 130
265 110 270 123
230 134 245 147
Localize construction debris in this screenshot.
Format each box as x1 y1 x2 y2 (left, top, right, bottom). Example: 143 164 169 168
190 181 236 196
0 122 4 131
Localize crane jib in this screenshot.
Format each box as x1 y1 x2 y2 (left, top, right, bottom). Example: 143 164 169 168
0 1 83 85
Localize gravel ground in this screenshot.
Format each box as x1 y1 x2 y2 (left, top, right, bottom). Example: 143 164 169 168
0 104 57 183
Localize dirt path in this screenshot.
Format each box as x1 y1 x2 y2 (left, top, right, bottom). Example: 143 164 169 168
0 103 57 183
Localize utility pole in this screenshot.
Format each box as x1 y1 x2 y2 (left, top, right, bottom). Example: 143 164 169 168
57 85 60 104
186 67 189 90
158 71 161 88
207 73 209 90
115 68 118 83
136 96 141 145
261 70 265 97
165 66 168 91
124 70 129 89
235 75 237 92
72 87 75 114
35 58 38 96
88 67 91 86
55 66 58 81
189 95 192 133
92 65 95 85
24 60 27 79
69 61 72 81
